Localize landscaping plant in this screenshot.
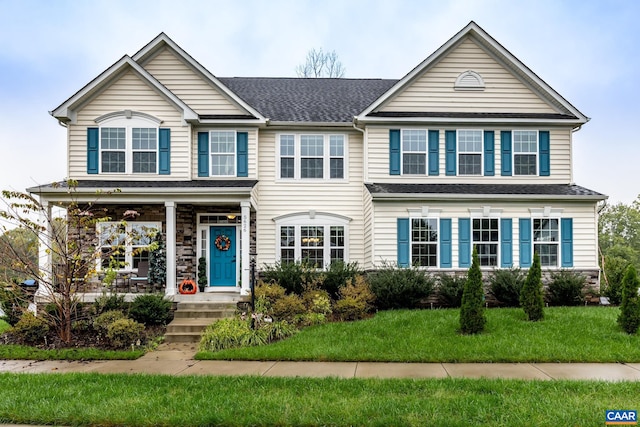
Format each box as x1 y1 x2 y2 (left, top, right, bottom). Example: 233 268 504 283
547 269 586 306
436 273 465 308
459 248 486 334
129 294 171 326
321 260 361 299
334 275 376 321
489 267 525 307
520 253 544 321
262 261 317 295
618 264 640 334
368 263 434 310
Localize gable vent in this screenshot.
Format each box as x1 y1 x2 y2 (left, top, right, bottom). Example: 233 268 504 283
454 70 485 91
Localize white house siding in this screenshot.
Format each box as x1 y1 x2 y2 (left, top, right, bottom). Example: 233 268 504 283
366 126 572 184
371 200 599 270
191 128 259 180
379 37 557 114
142 47 246 116
69 69 190 180
255 130 366 268
362 186 374 271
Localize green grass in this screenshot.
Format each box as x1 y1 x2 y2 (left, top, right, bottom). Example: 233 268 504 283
0 344 143 360
0 373 637 426
197 306 640 362
0 319 9 334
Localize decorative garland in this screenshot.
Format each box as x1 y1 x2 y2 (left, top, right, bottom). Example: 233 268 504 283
215 234 231 251
179 278 197 294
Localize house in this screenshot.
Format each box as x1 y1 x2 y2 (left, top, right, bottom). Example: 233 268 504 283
30 21 606 301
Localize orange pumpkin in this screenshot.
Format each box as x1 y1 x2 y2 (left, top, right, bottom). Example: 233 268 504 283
179 278 197 295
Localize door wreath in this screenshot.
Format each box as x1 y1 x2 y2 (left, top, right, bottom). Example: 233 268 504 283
215 234 231 251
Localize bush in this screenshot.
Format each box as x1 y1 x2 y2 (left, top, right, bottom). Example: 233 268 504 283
520 253 544 321
93 293 128 315
9 312 49 345
618 265 640 334
301 287 332 315
368 265 434 310
601 255 629 305
334 276 376 321
0 284 28 326
547 270 586 306
200 318 267 352
333 298 367 321
437 274 466 308
129 294 172 326
263 320 298 342
106 318 145 349
93 310 126 336
254 281 286 308
262 261 318 295
321 261 361 299
271 294 307 322
489 268 526 307
460 248 486 334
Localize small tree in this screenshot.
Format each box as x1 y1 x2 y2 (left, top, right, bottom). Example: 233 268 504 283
197 257 208 292
148 231 166 288
460 247 486 334
295 48 346 78
520 252 544 321
618 265 640 334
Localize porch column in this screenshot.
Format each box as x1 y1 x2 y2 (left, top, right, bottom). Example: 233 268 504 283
240 201 251 296
36 199 52 298
165 201 177 296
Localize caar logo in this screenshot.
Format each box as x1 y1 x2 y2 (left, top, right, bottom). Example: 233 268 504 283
606 410 637 425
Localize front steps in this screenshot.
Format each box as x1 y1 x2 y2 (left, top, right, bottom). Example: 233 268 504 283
165 301 241 343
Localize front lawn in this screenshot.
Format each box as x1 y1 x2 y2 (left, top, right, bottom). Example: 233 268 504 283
0 320 9 335
0 344 143 360
197 306 640 362
0 373 638 426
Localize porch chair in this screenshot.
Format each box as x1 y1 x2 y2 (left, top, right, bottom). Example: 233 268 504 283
130 261 149 293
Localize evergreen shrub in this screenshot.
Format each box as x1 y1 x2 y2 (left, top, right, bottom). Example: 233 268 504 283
460 248 486 334
618 265 640 334
489 267 525 307
547 270 586 306
368 265 434 310
520 253 545 321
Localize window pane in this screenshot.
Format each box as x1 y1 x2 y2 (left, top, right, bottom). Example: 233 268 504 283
458 130 482 152
330 135 344 156
210 131 235 153
534 244 558 267
402 130 427 152
101 152 125 173
330 226 344 247
330 158 344 179
132 128 157 150
211 154 235 176
281 226 295 247
514 154 537 175
301 226 324 267
412 243 437 267
133 152 156 173
300 135 323 156
281 158 295 178
459 154 481 175
533 219 559 242
403 153 426 175
101 128 125 150
280 136 295 156
301 158 323 178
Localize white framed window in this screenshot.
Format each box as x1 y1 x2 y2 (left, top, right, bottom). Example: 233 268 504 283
411 218 438 267
98 116 159 174
458 130 483 176
472 218 499 267
513 130 538 176
402 130 427 175
533 218 559 267
277 134 346 180
210 131 236 176
97 221 160 271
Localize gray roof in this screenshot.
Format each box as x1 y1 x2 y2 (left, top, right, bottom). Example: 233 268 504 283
365 183 606 199
28 180 258 193
218 77 397 123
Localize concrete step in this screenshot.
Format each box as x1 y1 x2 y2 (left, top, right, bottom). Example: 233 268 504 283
177 302 238 311
166 318 216 334
165 300 239 343
164 331 204 343
173 309 235 319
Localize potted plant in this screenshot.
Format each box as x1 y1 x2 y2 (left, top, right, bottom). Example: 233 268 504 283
197 257 208 292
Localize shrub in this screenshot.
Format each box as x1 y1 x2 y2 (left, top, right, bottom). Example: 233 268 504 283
618 265 640 334
263 320 298 342
334 276 376 321
301 287 332 315
93 293 128 315
93 310 126 336
129 294 172 326
297 312 328 327
547 270 586 306
262 261 318 295
520 253 544 321
200 317 267 352
489 268 526 307
321 261 361 299
9 312 49 345
437 274 466 308
460 248 486 334
271 294 307 322
601 255 629 305
106 318 145 349
333 298 367 321
254 281 286 308
0 284 28 326
368 265 434 310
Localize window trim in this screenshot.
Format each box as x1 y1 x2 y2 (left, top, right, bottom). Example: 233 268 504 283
401 129 428 175
512 129 539 176
457 129 483 176
97 116 159 175
97 221 161 272
276 133 348 181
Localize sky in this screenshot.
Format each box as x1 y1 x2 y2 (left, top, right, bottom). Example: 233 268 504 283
0 0 638 204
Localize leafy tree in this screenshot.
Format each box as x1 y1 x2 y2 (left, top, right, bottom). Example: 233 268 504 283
460 247 486 334
295 48 345 78
520 252 544 321
618 265 640 334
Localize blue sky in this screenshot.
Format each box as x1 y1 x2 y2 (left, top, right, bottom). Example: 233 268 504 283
0 0 638 204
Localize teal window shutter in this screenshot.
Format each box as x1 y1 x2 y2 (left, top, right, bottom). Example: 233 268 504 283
561 218 573 267
458 218 471 268
440 218 452 268
389 129 401 175
397 218 410 267
519 218 532 267
197 132 209 177
539 131 550 176
237 132 248 177
445 130 456 176
500 218 512 267
428 130 439 176
484 130 495 176
87 128 99 174
158 128 170 175
501 131 512 176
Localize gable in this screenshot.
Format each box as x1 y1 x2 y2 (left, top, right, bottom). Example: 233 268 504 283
378 37 557 114
142 46 248 116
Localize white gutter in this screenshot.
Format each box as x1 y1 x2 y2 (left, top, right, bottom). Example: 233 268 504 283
370 193 607 201
356 116 586 126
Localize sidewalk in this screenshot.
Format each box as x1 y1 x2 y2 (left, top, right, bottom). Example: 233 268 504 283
2 344 640 381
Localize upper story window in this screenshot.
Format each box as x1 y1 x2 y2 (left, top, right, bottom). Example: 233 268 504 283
210 131 236 176
513 130 538 176
98 116 159 174
278 134 346 180
458 130 483 176
197 131 248 178
402 130 427 175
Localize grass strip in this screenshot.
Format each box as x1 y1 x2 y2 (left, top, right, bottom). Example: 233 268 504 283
197 306 640 362
0 344 143 360
0 372 637 426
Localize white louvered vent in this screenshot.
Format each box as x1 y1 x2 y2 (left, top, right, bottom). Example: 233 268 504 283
454 70 485 91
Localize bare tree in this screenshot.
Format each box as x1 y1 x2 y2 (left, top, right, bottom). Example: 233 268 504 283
295 48 346 78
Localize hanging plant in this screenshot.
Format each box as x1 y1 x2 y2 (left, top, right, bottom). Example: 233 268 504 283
215 234 231 251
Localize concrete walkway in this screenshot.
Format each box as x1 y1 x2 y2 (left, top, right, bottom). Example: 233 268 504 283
2 344 640 381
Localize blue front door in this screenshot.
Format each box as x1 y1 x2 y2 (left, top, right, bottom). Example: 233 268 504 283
210 226 236 287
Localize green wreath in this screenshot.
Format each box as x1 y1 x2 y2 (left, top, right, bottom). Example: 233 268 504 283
215 234 231 251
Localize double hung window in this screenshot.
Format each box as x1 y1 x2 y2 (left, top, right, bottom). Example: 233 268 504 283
513 130 537 175
533 218 559 267
458 130 482 175
472 218 499 266
411 218 438 267
97 222 160 270
402 130 427 175
278 134 345 180
99 116 159 174
210 131 236 176
279 224 345 268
